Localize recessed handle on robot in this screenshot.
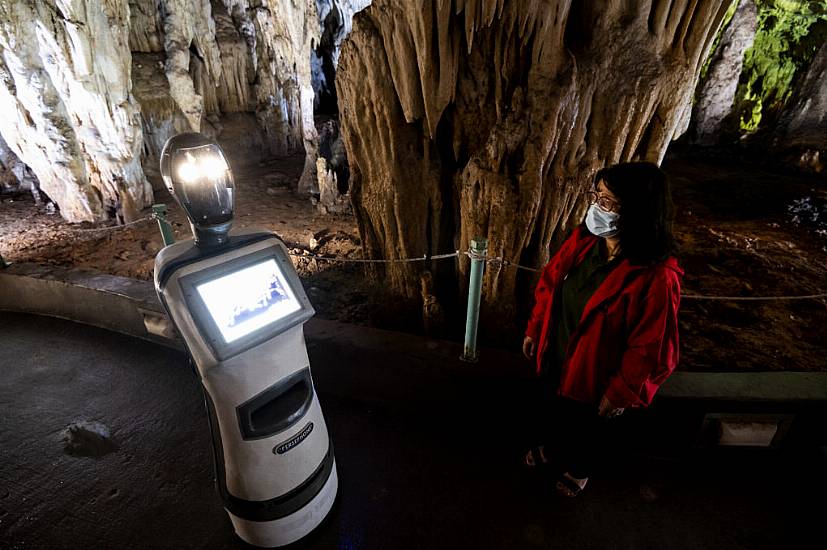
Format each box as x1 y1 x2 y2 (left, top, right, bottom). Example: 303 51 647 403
236 368 314 440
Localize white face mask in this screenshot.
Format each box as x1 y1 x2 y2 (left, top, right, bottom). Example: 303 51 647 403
585 203 620 238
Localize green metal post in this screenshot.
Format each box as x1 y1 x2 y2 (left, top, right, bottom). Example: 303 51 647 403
461 238 487 362
152 203 175 246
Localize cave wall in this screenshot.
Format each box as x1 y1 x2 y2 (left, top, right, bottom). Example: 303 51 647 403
129 0 321 183
687 0 827 169
0 0 152 222
772 41 827 171
691 0 758 145
336 0 731 326
0 133 39 199
0 0 342 221
312 0 371 112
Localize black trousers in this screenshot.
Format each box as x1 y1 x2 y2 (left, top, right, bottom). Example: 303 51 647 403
534 370 617 479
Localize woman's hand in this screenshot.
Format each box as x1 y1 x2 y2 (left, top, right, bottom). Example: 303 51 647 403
598 395 625 418
522 336 536 359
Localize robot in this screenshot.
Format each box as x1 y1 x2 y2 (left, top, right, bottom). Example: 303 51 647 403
153 133 337 547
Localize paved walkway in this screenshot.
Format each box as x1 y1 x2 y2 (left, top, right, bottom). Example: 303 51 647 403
1 311 823 549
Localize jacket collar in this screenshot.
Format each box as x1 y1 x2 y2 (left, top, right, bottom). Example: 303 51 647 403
563 226 683 325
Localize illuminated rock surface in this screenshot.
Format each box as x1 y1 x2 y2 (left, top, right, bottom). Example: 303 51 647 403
692 0 758 145
0 0 342 221
336 0 732 319
774 42 827 172
0 0 151 222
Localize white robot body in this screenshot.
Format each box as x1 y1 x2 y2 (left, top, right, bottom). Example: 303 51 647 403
155 233 337 547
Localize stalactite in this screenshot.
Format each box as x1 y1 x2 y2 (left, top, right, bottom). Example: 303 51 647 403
129 0 165 53
132 52 191 171
337 0 733 329
214 9 251 113
157 0 223 131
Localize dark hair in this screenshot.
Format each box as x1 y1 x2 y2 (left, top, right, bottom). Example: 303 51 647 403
594 162 675 265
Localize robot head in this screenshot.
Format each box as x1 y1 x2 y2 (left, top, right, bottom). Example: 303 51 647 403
160 133 235 246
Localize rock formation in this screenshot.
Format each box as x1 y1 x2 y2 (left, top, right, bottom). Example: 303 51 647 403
315 119 350 213
0 0 152 222
312 0 372 112
773 41 827 172
0 0 334 221
337 0 733 327
692 0 758 145
221 0 321 192
0 134 40 202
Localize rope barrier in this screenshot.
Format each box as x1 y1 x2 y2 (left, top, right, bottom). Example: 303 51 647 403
288 250 460 263
286 249 824 302
682 292 827 301
57 215 156 233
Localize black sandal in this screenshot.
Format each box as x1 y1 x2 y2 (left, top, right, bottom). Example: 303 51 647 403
524 445 549 468
555 473 588 497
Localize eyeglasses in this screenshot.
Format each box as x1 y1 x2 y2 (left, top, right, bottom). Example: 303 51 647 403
586 190 620 213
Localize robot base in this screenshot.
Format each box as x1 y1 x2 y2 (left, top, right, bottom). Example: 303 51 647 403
228 461 338 548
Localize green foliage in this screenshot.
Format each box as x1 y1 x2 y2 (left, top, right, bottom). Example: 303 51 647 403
733 0 827 133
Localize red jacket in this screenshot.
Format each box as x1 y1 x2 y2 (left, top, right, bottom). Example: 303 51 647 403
526 226 683 408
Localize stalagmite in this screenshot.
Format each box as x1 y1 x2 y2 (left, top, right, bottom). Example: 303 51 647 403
337 0 733 327
0 0 152 222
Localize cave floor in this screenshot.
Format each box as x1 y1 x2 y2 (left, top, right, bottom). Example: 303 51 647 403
1 154 826 372
1 311 823 550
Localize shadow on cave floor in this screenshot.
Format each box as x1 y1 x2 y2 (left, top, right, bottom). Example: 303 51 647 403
0 153 825 372
2 311 823 550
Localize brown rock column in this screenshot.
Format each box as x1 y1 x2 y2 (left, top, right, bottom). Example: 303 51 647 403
337 0 732 332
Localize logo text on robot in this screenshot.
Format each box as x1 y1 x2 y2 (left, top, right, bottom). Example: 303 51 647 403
274 422 314 455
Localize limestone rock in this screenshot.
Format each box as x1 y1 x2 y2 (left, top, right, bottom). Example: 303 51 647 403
132 52 191 180
214 6 252 113
316 157 350 214
129 0 165 53
0 133 40 201
222 0 320 191
692 0 758 145
159 0 223 131
337 0 732 317
0 0 152 222
312 0 371 109
773 41 827 171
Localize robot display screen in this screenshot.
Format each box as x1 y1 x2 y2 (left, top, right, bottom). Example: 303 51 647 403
195 259 301 344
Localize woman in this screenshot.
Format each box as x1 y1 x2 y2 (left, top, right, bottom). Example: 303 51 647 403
522 161 682 497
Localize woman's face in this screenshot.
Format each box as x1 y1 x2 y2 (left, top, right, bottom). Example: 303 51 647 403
594 180 621 213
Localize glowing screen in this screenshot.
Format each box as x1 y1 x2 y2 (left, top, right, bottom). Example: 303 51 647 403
196 259 301 343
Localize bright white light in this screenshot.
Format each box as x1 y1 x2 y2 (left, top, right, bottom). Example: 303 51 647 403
201 154 229 176
176 149 228 183
196 259 301 344
177 152 201 182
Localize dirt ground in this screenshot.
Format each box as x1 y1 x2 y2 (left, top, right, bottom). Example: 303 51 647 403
1 152 825 372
